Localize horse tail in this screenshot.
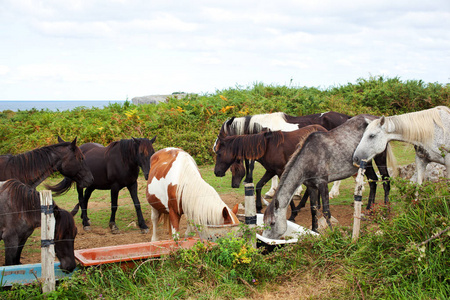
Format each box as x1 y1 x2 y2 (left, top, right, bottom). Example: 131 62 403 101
386 143 398 177
163 214 171 234
71 203 80 216
45 177 74 196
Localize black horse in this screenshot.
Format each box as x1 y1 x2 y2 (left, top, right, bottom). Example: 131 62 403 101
55 137 157 234
0 137 93 190
0 179 78 272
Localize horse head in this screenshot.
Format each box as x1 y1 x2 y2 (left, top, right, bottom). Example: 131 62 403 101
133 136 157 180
230 160 245 188
57 137 94 188
54 205 78 272
213 135 237 177
262 198 288 239
353 116 387 166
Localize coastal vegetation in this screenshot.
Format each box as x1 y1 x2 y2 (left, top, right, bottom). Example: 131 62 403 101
1 76 450 299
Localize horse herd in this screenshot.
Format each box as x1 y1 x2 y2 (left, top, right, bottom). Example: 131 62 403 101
1 106 449 272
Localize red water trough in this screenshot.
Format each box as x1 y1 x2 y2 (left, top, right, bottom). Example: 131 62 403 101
74 237 213 268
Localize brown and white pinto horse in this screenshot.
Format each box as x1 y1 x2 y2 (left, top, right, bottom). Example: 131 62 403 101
146 148 239 241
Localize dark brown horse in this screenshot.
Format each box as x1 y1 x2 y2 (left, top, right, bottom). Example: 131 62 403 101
213 111 351 187
0 137 93 190
214 125 328 214
0 179 78 272
57 137 157 234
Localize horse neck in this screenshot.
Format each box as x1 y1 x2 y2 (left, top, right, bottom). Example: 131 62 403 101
11 148 59 188
177 160 227 225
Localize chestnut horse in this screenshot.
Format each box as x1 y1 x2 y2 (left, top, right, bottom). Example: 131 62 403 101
214 125 328 215
146 148 239 241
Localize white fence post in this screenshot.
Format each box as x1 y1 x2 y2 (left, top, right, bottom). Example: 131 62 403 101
244 183 257 248
40 190 55 293
352 160 367 241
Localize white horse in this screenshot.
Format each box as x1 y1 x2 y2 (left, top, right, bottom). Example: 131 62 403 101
353 106 450 184
146 147 239 241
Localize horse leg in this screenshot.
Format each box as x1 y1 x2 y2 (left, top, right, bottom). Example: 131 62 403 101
318 182 332 230
415 146 430 184
328 180 341 199
150 207 160 242
255 171 275 213
289 187 310 221
364 161 378 211
168 209 182 240
244 159 255 184
3 232 20 265
309 188 320 233
127 182 149 234
264 176 278 198
109 188 121 234
374 153 391 205
80 186 94 230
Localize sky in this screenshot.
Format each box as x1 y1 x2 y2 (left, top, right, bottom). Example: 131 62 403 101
0 0 449 101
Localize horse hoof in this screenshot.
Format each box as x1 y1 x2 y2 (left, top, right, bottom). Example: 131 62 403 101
109 222 120 234
140 228 149 234
83 226 91 231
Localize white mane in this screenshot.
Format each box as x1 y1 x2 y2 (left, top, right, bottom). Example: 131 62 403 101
368 106 450 146
229 112 298 134
175 151 233 225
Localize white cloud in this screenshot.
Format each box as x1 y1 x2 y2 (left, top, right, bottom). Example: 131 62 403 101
0 0 449 100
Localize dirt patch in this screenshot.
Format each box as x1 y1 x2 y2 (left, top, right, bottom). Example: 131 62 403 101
0 193 356 266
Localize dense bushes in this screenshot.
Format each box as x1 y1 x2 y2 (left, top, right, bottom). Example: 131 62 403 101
1 76 449 165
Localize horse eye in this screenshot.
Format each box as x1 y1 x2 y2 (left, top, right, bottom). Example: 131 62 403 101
369 134 375 139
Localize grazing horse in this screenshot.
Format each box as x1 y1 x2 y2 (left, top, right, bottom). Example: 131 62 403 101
353 106 450 184
146 148 239 241
263 115 396 238
0 137 93 190
214 125 328 215
57 137 157 234
213 111 351 198
0 179 78 272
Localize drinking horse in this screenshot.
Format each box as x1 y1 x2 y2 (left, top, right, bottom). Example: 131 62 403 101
263 115 395 238
214 125 328 215
0 179 78 272
0 137 93 190
353 106 450 184
146 148 239 241
55 137 157 233
213 111 351 199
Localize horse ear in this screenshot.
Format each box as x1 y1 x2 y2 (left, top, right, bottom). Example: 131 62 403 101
222 207 233 223
150 135 157 143
232 203 239 215
71 137 78 148
380 116 386 126
132 137 140 145
226 117 235 127
57 136 65 143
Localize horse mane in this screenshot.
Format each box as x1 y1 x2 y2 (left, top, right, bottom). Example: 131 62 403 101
222 131 285 160
3 142 71 183
175 152 234 225
53 206 76 241
106 139 138 163
371 106 450 145
1 179 40 225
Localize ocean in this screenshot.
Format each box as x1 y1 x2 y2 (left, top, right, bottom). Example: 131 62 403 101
0 100 126 112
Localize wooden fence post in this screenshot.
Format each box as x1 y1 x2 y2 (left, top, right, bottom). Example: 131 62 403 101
244 183 257 248
40 190 56 293
352 160 367 241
